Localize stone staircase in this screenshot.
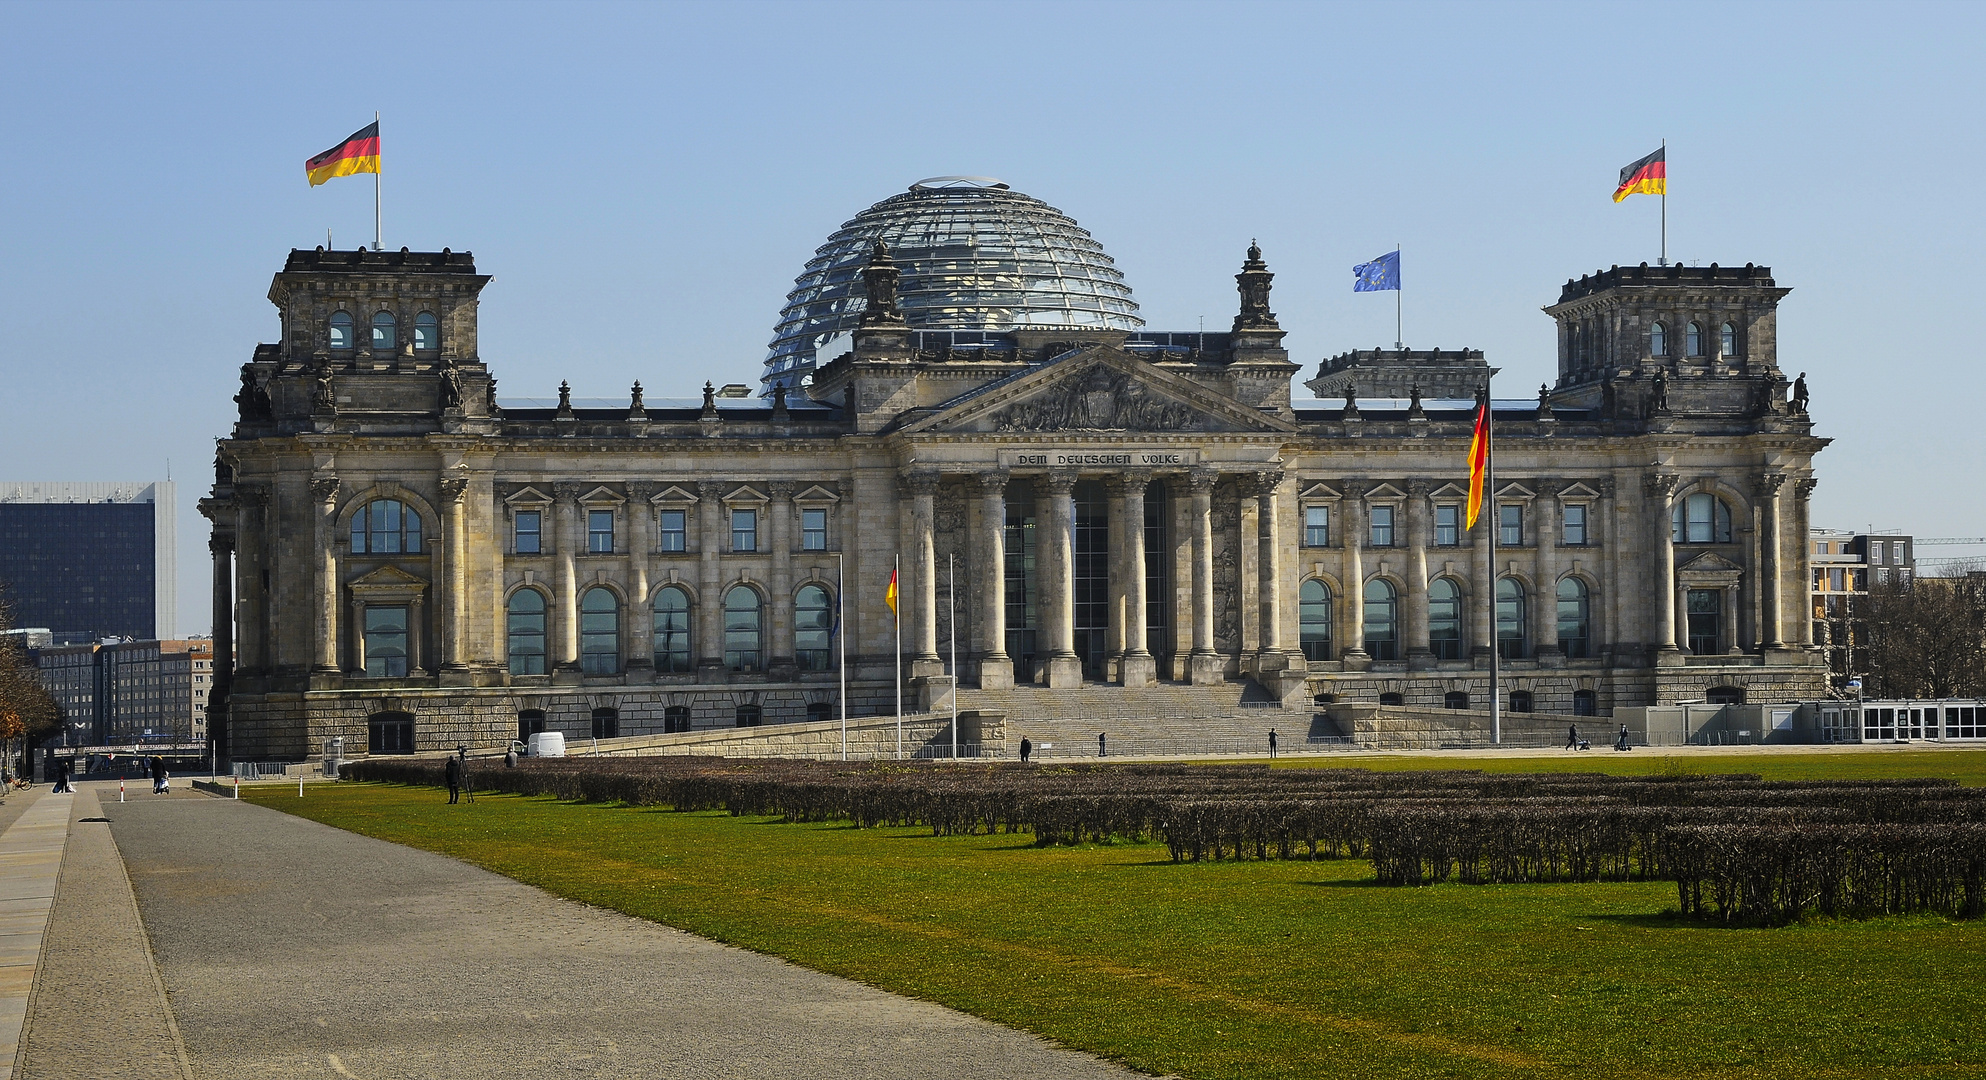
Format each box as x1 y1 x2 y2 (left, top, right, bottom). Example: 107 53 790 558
958 682 1351 760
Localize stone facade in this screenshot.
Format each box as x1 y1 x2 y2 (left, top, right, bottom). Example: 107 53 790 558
202 247 1830 763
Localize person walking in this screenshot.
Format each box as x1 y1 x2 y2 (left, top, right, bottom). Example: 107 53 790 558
1615 724 1632 752
1268 729 1279 758
1566 724 1580 751
445 748 465 804
504 746 519 769
150 755 168 794
1019 737 1032 764
1098 732 1107 758
51 757 71 794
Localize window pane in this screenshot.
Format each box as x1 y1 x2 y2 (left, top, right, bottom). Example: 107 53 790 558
802 508 827 550
370 500 402 554
732 508 758 552
588 510 614 553
1435 505 1458 546
350 505 367 552
659 509 686 552
507 591 546 675
1721 322 1736 355
1363 580 1396 661
363 605 409 678
724 587 762 671
414 312 438 351
1304 506 1329 547
1686 494 1712 543
795 584 832 671
1299 579 1331 661
1496 579 1525 659
1650 322 1666 356
1369 506 1394 547
1499 504 1521 546
1686 588 1720 654
371 311 396 350
580 588 619 673
329 311 352 350
1428 578 1461 660
514 510 541 554
1562 504 1586 546
1556 578 1589 659
652 587 691 672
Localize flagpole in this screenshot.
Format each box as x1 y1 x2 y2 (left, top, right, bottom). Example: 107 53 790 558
1394 244 1402 349
894 553 903 761
1658 138 1666 267
949 553 957 761
373 111 382 251
1487 382 1501 746
836 551 846 761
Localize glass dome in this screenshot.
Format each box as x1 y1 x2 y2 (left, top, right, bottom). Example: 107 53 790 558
762 177 1143 393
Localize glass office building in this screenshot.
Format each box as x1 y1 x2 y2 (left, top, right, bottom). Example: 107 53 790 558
0 482 175 641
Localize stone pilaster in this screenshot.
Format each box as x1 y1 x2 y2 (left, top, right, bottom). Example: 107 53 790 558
1533 480 1563 665
625 481 656 678
1186 469 1223 685
695 481 727 682
1039 470 1083 689
1647 472 1682 665
768 480 797 679
903 471 943 678
976 471 1012 689
553 482 582 680
1117 475 1154 687
1404 479 1432 668
310 475 340 679
1757 473 1786 650
440 473 470 677
1341 480 1369 665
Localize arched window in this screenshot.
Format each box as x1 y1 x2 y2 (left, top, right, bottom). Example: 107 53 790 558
580 587 620 674
651 586 691 673
414 311 439 352
1720 321 1737 356
367 711 414 754
371 310 396 350
1496 578 1526 660
1509 690 1534 713
1671 492 1733 543
590 707 619 739
1299 580 1332 662
736 704 763 727
1572 689 1598 716
329 310 354 350
1379 692 1404 706
1363 579 1398 662
663 706 691 734
1556 578 1591 659
1428 578 1463 660
724 586 763 672
1686 321 1704 357
350 499 422 554
1649 321 1667 357
794 584 833 671
1444 691 1470 710
507 589 547 675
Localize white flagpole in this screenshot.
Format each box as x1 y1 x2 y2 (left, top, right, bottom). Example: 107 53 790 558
894 553 903 760
1659 138 1667 267
1394 244 1402 349
373 111 382 251
836 552 846 761
1487 383 1501 746
949 553 957 761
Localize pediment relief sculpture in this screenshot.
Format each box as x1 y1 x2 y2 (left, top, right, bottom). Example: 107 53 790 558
984 364 1217 434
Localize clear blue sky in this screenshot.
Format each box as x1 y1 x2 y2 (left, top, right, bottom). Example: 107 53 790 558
2 1 1980 635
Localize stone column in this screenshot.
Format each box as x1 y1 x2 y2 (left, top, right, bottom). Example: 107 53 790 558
1533 482 1562 662
768 481 796 677
1120 476 1154 687
348 597 368 673
553 483 582 675
232 489 265 672
408 595 427 674
904 472 943 678
1723 582 1742 654
695 481 726 680
208 534 233 689
1254 471 1286 669
1649 473 1681 660
626 483 655 675
440 474 470 673
1186 469 1223 685
1758 473 1785 649
1342 482 1369 662
1795 479 1817 647
1039 470 1082 688
976 472 1012 689
1468 490 1492 664
310 476 340 675
1104 480 1129 670
1404 480 1431 667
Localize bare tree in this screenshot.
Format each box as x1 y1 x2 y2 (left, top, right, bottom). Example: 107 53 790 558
1861 570 1986 699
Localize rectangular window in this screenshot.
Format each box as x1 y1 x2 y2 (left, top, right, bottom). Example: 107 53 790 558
1562 504 1587 546
1686 589 1720 655
802 507 827 550
513 510 542 554
1500 504 1522 546
587 510 614 554
1304 505 1330 547
731 508 758 552
1368 505 1394 547
362 606 409 678
658 509 686 552
1875 566 1890 584
1435 504 1458 546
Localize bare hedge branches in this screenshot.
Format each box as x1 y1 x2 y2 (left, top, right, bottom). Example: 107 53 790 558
340 757 1986 923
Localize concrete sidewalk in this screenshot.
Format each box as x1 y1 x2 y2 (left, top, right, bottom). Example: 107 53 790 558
7 783 1139 1080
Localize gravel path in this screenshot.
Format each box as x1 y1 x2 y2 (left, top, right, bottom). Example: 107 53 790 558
81 792 1140 1079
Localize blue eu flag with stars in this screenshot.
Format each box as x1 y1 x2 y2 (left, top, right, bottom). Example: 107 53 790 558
1353 250 1400 292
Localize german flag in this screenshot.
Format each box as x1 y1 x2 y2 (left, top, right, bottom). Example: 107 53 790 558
306 122 380 187
1612 146 1665 203
1465 396 1490 529
885 566 899 616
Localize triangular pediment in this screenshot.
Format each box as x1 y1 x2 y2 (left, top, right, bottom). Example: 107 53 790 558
793 485 840 504
351 564 426 587
504 485 552 508
901 346 1299 436
722 484 770 505
1366 483 1407 500
1560 482 1602 500
1496 482 1536 500
578 485 625 506
1299 482 1341 501
1428 482 1470 499
1678 551 1745 574
649 485 699 505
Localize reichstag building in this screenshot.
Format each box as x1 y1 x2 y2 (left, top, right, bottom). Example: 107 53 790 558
204 176 1829 760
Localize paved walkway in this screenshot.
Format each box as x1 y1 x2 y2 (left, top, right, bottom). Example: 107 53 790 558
5 782 1138 1080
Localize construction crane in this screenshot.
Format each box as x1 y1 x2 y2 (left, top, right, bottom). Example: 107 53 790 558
1915 537 1986 546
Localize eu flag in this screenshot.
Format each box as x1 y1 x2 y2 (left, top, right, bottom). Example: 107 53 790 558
1353 250 1400 292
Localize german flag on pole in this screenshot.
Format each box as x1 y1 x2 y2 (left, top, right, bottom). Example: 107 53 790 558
306 121 380 187
885 567 899 616
1612 146 1665 203
1465 395 1490 529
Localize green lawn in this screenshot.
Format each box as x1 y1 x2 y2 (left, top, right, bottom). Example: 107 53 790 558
255 752 1986 1080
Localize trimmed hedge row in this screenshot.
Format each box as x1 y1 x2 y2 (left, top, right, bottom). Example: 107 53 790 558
339 756 1986 920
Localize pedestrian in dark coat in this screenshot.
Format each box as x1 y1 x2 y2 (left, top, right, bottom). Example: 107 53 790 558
1566 725 1580 750
1019 737 1032 763
1098 732 1107 758
1268 729 1278 758
444 752 464 804
151 755 168 794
